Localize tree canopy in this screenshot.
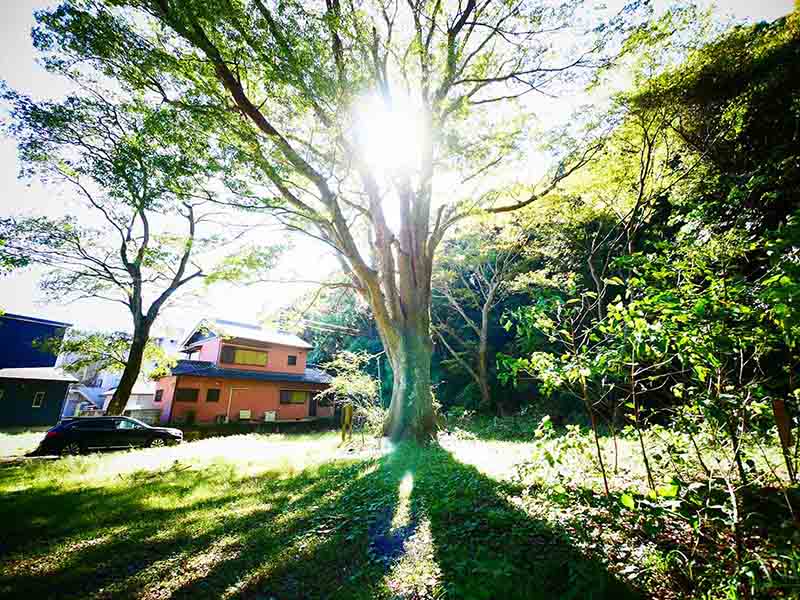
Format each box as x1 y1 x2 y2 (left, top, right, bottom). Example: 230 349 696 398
23 0 635 439
2 88 281 412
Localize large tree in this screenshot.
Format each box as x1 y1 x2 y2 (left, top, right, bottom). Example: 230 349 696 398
33 0 623 439
2 92 278 414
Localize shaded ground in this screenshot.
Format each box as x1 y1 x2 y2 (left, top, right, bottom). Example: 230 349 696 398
0 432 637 600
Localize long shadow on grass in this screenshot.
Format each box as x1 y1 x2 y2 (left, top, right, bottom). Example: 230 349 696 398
410 445 637 600
0 445 641 600
173 444 642 600
168 453 407 600
0 459 372 599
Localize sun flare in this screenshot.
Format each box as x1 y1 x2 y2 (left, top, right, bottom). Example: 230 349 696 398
353 93 426 174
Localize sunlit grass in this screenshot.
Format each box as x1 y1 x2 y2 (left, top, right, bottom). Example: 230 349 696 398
390 471 414 532
444 437 537 480
5 422 780 599
0 428 48 457
3 432 342 490
445 419 792 495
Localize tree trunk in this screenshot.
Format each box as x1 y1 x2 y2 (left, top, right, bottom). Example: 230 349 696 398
478 302 492 413
479 378 491 414
106 319 151 415
632 377 656 491
383 326 437 443
582 376 610 496
772 398 796 484
727 415 749 486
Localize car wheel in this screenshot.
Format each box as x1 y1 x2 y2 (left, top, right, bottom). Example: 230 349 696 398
61 442 83 456
148 437 166 448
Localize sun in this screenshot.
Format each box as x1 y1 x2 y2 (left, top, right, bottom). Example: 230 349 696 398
353 93 426 175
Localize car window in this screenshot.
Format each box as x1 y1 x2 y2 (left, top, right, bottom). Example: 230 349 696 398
74 419 110 429
116 419 142 430
126 417 148 428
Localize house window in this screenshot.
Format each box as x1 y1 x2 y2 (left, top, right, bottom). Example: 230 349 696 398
154 389 164 403
175 388 199 402
221 346 268 366
32 391 45 408
288 355 297 366
280 390 309 404
206 388 221 402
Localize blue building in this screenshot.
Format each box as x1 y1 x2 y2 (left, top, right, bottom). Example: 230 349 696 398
0 367 78 427
0 314 74 427
0 313 71 369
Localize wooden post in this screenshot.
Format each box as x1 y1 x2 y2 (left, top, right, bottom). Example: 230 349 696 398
341 403 353 443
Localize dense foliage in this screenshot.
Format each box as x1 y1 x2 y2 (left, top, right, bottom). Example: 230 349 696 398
290 10 800 598
494 12 800 599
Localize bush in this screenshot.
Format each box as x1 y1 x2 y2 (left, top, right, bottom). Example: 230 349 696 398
176 420 337 442
318 351 386 440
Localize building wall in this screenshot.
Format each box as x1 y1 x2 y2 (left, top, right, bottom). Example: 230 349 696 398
62 387 101 418
62 390 159 418
123 408 162 425
0 315 68 369
206 340 307 374
119 393 157 410
197 338 221 362
0 378 69 426
62 391 82 418
156 377 177 423
157 375 331 424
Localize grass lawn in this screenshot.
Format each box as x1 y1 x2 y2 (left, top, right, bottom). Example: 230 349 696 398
2 425 796 599
0 430 639 600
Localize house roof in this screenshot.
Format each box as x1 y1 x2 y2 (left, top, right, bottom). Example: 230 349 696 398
0 312 72 328
181 318 313 350
170 360 332 384
69 385 104 408
0 367 79 382
101 381 156 396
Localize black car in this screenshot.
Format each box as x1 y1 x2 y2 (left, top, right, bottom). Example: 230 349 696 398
36 416 183 456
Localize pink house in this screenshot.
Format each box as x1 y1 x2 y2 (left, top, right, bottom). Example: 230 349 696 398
155 319 333 424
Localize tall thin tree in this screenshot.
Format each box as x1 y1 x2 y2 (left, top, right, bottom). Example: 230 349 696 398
2 92 279 413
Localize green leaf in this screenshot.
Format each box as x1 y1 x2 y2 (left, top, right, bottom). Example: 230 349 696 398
656 483 679 498
620 493 635 510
